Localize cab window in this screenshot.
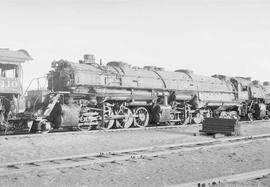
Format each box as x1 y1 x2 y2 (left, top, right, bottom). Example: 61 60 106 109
0 63 18 78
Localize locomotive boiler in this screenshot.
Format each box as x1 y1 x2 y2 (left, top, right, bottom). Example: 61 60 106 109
31 54 243 130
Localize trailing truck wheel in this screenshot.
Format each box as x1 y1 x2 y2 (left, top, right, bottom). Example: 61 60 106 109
134 107 149 127
115 106 133 128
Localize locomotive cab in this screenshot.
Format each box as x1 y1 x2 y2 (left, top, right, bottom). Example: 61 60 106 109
0 49 32 133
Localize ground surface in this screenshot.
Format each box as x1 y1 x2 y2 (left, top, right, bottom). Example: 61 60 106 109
1 122 270 187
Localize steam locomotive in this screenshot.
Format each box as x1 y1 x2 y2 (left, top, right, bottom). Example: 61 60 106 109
26 54 270 131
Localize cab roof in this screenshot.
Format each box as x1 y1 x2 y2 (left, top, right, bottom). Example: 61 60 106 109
0 48 32 63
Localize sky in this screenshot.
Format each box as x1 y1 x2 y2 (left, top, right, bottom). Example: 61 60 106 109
0 0 270 89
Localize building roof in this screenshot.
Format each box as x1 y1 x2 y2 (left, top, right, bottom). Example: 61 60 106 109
0 48 33 63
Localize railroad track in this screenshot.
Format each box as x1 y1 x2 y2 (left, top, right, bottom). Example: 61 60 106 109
1 133 270 177
1 119 269 138
178 168 270 187
0 123 201 139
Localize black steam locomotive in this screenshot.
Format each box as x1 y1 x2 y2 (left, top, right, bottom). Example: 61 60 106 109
25 54 270 131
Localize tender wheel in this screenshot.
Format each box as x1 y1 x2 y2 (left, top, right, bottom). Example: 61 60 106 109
102 103 115 129
115 106 133 128
134 107 149 127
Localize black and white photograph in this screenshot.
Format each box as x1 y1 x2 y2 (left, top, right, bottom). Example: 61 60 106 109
0 0 270 186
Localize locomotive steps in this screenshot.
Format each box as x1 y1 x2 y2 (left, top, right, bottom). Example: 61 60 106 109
1 133 270 177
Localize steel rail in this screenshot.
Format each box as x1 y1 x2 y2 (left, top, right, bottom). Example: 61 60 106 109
0 124 201 139
1 133 270 176
238 119 270 124
177 168 270 187
1 119 269 138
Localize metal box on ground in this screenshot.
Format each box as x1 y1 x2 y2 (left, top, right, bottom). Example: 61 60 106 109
200 118 240 136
